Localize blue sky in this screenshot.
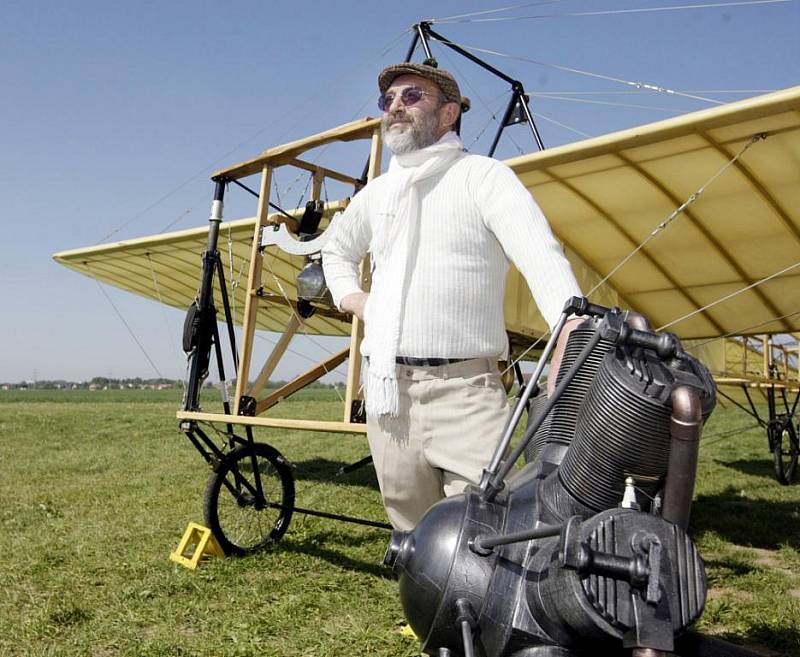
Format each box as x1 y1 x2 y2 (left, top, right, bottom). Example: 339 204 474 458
1 0 798 383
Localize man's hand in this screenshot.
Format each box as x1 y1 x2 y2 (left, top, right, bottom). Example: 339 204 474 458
547 317 583 396
341 291 370 322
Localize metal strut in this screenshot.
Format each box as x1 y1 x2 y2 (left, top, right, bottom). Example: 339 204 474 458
183 178 227 412
410 22 546 155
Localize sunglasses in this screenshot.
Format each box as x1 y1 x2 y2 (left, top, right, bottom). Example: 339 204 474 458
378 87 445 111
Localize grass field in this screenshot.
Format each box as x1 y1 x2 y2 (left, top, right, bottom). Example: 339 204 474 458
0 389 798 656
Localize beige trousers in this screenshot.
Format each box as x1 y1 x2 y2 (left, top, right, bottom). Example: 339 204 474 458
366 358 510 531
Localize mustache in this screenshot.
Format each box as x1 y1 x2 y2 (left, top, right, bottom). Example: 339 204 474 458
384 111 413 126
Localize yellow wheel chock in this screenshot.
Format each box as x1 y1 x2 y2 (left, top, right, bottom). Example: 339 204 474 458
169 522 225 569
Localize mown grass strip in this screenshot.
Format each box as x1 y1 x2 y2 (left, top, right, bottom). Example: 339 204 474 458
0 389 797 656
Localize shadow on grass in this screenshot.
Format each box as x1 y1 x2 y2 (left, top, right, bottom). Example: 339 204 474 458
739 624 800 657
691 485 800 549
280 531 394 579
702 555 758 582
714 456 780 481
678 629 800 657
290 457 381 491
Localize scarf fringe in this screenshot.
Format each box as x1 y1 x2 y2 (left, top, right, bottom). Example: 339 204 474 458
365 369 399 417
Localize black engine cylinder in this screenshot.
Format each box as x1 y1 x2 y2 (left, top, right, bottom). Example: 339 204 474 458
522 389 553 464
548 319 615 446
557 348 674 513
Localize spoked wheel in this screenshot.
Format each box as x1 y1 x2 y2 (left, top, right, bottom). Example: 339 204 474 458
204 442 295 555
770 416 799 485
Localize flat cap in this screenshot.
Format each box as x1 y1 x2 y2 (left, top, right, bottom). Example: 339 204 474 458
378 63 461 104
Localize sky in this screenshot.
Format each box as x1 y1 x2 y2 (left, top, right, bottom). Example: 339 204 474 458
1 0 798 384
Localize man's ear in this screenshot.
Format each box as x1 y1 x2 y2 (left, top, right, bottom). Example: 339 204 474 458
440 101 460 130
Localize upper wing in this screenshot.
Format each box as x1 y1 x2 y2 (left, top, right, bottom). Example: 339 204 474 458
55 87 800 343
505 85 800 340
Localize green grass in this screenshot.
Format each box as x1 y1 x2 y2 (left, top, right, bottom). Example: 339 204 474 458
0 389 798 656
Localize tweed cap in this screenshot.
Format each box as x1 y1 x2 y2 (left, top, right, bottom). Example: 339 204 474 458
378 63 461 104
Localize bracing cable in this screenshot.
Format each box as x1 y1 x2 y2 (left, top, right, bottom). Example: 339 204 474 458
146 253 187 391
684 309 800 351
503 133 791 378
448 41 726 105
96 27 412 244
530 93 693 114
428 0 563 24
429 0 793 24
263 254 350 400
91 277 165 379
658 259 800 332
586 134 765 297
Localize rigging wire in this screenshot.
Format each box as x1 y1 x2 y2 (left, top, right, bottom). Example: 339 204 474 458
501 332 549 379
97 27 411 244
531 89 776 96
225 224 249 322
273 178 284 216
586 133 765 297
699 422 762 449
91 277 165 379
658 259 800 332
430 0 793 24
159 208 194 234
263 254 349 400
253 332 348 382
441 41 725 105
145 253 187 391
685 309 800 350
438 41 599 147
466 95 511 150
428 0 563 23
436 48 518 150
529 110 593 138
530 93 691 114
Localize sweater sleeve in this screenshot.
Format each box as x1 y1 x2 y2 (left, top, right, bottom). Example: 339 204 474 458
321 190 372 310
475 159 582 329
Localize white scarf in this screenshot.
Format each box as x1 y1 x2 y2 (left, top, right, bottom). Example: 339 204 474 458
364 132 465 417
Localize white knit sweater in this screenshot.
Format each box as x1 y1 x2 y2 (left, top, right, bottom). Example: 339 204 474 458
322 135 581 361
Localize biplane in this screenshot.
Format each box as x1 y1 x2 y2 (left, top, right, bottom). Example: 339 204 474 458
53 22 800 565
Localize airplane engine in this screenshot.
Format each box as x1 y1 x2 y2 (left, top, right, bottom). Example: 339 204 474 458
384 307 717 657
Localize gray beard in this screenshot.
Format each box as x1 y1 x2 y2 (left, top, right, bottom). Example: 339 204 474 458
381 111 440 154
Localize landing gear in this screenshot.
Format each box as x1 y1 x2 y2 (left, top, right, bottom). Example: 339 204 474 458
204 442 295 555
769 415 799 485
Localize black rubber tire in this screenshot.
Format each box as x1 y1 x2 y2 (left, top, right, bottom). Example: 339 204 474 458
772 419 799 486
204 442 295 556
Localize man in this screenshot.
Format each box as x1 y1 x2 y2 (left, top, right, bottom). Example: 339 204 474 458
322 63 582 531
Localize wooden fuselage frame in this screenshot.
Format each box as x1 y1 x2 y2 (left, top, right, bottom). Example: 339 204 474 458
176 118 385 435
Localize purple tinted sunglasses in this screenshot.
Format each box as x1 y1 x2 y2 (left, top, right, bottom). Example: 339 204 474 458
378 87 445 111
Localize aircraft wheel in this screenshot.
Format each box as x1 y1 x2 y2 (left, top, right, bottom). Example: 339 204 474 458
204 442 295 555
770 416 799 486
